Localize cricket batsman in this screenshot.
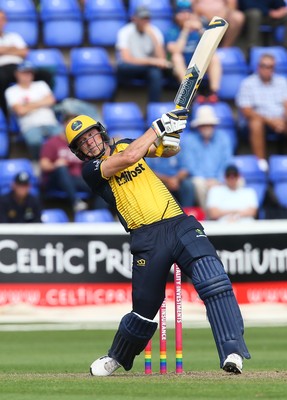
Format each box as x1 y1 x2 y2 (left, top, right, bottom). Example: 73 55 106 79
65 109 250 376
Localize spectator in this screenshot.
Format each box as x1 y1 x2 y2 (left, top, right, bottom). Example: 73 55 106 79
235 53 287 171
238 0 287 52
206 164 259 222
115 5 172 102
0 171 42 223
181 105 233 209
192 0 245 47
146 154 195 208
0 9 53 116
166 6 222 102
39 114 99 213
5 61 62 160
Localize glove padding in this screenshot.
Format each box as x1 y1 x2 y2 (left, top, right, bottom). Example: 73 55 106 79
162 132 180 150
152 108 188 138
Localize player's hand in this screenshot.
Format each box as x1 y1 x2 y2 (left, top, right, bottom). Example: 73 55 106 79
152 108 189 138
162 132 180 150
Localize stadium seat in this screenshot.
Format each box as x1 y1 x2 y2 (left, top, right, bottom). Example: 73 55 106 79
268 155 287 183
41 208 70 223
2 0 38 47
0 158 39 195
39 0 84 47
249 46 287 75
25 48 70 101
0 110 9 158
70 47 117 100
128 0 173 35
129 0 173 18
84 0 128 46
216 47 249 100
231 155 268 183
273 182 287 207
74 209 115 223
103 102 145 130
146 102 175 127
245 182 268 207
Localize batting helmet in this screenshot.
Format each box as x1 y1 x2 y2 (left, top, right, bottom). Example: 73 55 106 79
65 115 109 161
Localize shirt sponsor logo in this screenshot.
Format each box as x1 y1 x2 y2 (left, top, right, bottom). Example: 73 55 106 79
115 163 145 186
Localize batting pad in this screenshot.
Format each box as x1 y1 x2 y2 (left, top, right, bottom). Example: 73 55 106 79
191 256 251 367
108 312 158 371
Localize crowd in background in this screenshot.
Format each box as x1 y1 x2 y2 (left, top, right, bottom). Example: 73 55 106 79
1 0 287 223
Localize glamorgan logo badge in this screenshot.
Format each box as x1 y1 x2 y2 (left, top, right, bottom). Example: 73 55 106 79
71 120 83 131
136 259 146 266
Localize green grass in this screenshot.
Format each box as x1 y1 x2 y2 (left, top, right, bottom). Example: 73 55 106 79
0 326 286 399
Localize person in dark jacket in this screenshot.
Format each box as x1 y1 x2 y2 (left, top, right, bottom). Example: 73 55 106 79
0 171 42 223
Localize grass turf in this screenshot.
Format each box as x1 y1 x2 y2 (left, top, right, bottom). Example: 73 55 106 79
0 326 286 399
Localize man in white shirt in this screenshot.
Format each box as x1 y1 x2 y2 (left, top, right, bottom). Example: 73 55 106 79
0 9 53 116
206 165 259 222
115 6 172 102
5 61 62 160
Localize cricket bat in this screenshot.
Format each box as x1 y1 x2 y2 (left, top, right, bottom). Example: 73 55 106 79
174 16 229 110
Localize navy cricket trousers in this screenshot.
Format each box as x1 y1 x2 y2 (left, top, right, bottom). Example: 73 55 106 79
130 214 219 319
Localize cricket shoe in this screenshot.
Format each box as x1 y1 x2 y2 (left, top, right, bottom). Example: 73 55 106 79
223 353 243 374
90 355 121 376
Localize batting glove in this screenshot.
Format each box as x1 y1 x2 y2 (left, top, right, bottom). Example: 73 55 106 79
152 108 189 138
162 132 180 150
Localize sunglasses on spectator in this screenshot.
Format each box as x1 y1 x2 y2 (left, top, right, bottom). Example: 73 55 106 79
259 63 275 69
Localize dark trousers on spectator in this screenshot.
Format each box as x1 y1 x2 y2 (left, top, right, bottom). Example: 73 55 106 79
117 63 164 102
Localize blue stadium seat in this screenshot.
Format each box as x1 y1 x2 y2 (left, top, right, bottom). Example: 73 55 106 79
39 0 84 47
41 208 70 223
103 102 145 140
249 46 287 75
70 47 117 100
0 158 39 195
25 49 70 101
129 0 173 18
128 0 173 35
2 0 38 47
268 155 287 183
1 109 15 156
103 102 145 130
216 47 249 100
84 0 128 46
273 182 287 207
231 155 268 183
146 102 174 127
74 209 114 223
245 182 267 207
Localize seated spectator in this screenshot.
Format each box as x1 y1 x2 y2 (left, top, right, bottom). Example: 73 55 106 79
238 0 287 52
192 0 245 47
0 171 42 223
5 61 62 160
166 6 222 102
181 105 233 209
235 53 287 171
146 155 195 208
206 164 258 222
39 114 107 213
115 5 172 102
0 9 53 116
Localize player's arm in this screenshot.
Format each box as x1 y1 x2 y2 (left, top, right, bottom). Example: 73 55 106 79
101 109 188 178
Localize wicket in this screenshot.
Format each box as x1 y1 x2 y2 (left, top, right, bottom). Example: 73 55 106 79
144 264 183 374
